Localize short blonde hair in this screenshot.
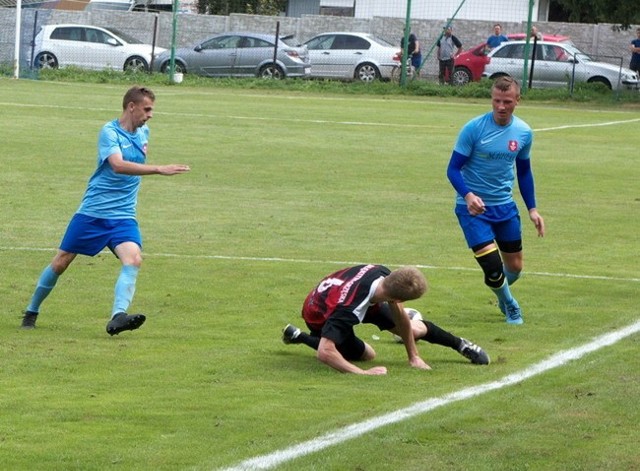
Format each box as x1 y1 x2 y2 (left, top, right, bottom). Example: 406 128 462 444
383 266 428 301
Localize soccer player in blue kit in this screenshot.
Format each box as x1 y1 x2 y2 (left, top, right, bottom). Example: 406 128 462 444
447 76 545 325
21 86 191 335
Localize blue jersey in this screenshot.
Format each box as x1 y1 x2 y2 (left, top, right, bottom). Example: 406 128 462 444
487 34 508 49
631 38 640 67
77 119 149 219
453 111 532 206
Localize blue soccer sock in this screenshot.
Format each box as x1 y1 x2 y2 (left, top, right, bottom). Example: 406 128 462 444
504 266 521 285
491 280 515 306
26 264 60 313
112 265 139 317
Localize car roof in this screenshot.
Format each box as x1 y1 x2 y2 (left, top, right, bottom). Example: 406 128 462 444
498 39 571 45
216 32 279 40
313 32 373 36
43 23 109 29
507 33 571 42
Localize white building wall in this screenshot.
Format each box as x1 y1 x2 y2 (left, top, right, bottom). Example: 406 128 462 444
355 0 539 23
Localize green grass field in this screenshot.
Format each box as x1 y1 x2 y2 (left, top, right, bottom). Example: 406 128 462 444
1 78 638 471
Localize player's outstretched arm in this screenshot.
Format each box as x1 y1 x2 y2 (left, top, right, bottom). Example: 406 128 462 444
317 338 386 375
108 153 190 176
389 302 431 371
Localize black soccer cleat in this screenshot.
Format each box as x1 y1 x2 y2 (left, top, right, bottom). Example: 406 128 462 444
458 338 490 365
21 311 38 329
282 324 302 344
106 312 146 336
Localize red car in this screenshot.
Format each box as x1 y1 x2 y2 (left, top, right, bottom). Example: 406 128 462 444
451 33 571 85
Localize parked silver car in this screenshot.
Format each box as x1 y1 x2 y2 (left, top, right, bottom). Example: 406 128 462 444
154 32 310 79
303 32 398 82
483 40 640 91
33 24 165 72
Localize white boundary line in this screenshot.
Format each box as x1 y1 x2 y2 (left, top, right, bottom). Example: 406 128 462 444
1 101 639 130
221 320 640 471
1 246 638 283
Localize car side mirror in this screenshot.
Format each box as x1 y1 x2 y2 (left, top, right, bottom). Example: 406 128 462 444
107 38 119 46
194 45 203 52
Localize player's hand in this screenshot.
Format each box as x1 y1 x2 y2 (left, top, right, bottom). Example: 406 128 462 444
464 192 486 216
363 366 388 375
409 356 432 371
159 164 191 175
529 209 545 237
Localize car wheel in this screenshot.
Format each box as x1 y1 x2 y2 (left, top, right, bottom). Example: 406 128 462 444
124 56 148 73
161 61 186 74
34 52 58 69
355 63 380 83
452 67 471 86
587 76 611 89
259 64 284 79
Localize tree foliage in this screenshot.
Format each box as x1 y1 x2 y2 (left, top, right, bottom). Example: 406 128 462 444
551 0 640 29
196 0 286 15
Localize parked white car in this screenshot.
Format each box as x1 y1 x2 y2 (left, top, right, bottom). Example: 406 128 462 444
482 40 640 91
303 32 398 82
33 24 165 72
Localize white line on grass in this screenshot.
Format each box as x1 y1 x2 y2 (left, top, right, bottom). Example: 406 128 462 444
535 118 640 132
220 320 640 471
2 246 638 283
2 101 639 130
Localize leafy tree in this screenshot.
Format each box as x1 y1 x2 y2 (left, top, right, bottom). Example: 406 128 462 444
196 0 285 15
550 0 640 28
246 0 286 15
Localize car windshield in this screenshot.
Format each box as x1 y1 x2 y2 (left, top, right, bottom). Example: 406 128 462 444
563 43 593 61
104 27 143 44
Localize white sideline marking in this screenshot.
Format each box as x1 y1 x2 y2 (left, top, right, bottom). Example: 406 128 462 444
220 320 640 471
535 118 640 132
1 246 638 283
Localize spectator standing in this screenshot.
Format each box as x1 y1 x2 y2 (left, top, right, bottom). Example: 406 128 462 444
486 23 509 51
437 26 462 85
629 28 640 73
401 32 422 71
530 26 542 40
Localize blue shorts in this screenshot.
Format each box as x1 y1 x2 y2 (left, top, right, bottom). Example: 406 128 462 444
455 202 521 249
59 213 142 256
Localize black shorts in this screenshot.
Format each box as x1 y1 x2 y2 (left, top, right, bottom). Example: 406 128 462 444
308 303 396 361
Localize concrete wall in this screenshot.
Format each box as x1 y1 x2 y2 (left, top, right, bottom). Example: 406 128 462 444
1 8 637 72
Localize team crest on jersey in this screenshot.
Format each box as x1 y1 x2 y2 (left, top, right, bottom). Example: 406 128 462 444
508 140 518 152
